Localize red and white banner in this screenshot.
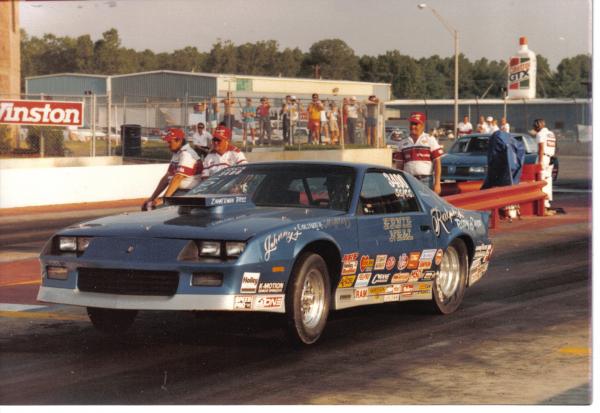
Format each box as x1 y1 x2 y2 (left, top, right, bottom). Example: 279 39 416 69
0 99 84 127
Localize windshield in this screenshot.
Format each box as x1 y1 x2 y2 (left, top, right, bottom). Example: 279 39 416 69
449 136 489 153
188 164 356 211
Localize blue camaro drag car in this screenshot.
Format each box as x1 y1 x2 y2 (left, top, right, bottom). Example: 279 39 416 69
38 162 492 345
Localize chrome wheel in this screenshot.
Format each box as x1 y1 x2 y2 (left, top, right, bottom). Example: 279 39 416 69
437 246 461 299
301 269 325 328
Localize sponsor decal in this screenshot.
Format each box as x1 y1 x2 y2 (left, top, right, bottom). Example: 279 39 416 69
360 255 375 272
294 222 324 231
398 253 409 270
385 256 396 271
339 294 352 301
254 295 284 309
355 273 372 288
338 275 357 289
422 271 436 281
369 286 387 296
209 196 247 206
234 295 253 310
407 251 421 269
409 270 421 282
382 172 414 200
417 282 432 291
343 252 359 262
241 272 260 293
384 293 400 302
374 255 387 270
0 99 83 126
263 229 302 261
258 282 284 293
391 272 410 284
434 249 444 266
392 284 402 294
418 260 432 270
420 249 437 260
341 261 358 275
385 285 394 294
383 216 414 242
354 287 368 300
401 284 414 295
430 207 465 237
371 273 390 285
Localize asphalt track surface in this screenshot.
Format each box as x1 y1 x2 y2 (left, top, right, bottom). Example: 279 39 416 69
0 156 592 405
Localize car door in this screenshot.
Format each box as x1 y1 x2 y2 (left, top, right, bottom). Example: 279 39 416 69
355 169 438 293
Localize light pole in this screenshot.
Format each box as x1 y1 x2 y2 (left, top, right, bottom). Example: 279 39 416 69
418 3 459 137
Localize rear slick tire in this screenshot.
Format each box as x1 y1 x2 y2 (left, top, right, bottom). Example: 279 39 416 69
431 239 468 315
285 252 331 345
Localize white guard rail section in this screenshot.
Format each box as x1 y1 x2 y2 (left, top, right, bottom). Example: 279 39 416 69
0 164 166 208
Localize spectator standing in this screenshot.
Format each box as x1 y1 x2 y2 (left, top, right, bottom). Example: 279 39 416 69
327 102 340 145
533 118 556 213
242 97 257 147
256 97 272 145
142 128 202 210
489 118 500 133
342 97 349 140
289 96 300 144
476 115 487 133
500 117 511 133
307 93 324 145
457 115 473 136
202 125 248 178
320 102 329 143
192 101 207 127
395 112 443 194
364 95 380 146
221 92 236 130
207 96 219 134
346 96 360 144
280 95 292 144
190 122 212 158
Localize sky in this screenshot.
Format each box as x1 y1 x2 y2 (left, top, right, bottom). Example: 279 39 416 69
19 0 592 69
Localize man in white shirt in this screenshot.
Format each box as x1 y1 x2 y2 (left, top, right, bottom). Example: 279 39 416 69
190 122 212 157
500 117 511 133
202 125 248 178
143 128 202 210
457 115 473 136
395 112 443 194
533 118 556 212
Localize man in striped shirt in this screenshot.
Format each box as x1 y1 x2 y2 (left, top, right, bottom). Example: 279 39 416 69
395 112 443 194
202 125 248 178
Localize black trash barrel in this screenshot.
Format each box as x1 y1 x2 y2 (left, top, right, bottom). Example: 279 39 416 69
122 124 142 157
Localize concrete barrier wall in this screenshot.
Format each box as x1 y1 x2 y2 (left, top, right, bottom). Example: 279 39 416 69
0 149 392 209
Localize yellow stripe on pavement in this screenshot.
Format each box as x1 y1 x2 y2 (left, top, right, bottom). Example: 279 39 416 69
559 347 591 356
0 279 41 287
0 311 87 321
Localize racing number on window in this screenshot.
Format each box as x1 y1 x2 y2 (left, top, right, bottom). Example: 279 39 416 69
359 172 419 215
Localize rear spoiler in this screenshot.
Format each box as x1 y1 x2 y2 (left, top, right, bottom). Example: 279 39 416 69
165 194 250 208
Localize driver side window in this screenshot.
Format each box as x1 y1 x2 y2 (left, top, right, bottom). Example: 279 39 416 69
359 171 419 215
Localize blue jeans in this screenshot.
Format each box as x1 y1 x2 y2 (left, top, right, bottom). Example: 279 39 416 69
415 175 433 189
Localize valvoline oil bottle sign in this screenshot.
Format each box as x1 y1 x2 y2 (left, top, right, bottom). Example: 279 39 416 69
508 36 537 99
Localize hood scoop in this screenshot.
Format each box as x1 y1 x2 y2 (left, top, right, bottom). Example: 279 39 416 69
165 194 252 215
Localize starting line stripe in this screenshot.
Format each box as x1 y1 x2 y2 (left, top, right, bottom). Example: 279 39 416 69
0 279 41 287
0 303 47 312
0 310 88 321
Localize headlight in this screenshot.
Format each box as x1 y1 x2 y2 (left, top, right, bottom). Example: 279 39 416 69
57 236 93 254
199 241 221 257
59 236 77 251
469 166 486 174
225 242 246 257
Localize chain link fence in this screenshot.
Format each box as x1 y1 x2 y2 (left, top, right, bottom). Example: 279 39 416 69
1 92 387 160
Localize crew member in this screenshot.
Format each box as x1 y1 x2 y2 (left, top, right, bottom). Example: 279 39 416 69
202 125 248 178
533 118 556 213
395 112 443 194
457 115 473 136
142 128 202 210
190 122 212 157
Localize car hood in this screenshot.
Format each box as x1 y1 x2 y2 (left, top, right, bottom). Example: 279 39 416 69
442 153 487 166
58 205 346 241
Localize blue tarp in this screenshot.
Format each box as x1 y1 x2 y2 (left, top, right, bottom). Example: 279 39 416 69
481 131 525 189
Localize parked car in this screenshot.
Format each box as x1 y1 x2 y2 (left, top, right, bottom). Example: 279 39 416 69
38 162 492 345
441 134 559 182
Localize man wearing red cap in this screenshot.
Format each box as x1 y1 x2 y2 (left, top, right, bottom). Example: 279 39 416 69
395 112 443 194
142 128 202 210
201 125 248 178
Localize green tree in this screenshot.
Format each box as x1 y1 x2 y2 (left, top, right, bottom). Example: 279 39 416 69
204 40 238 73
555 54 592 98
303 39 360 80
166 46 206 72
273 47 304 77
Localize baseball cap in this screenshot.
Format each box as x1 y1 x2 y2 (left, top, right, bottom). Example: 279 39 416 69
213 125 232 141
350 96 357 101
409 112 426 125
290 95 296 100
486 116 493 122
163 128 185 142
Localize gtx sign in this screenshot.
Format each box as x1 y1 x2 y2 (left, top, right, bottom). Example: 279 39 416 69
0 100 84 126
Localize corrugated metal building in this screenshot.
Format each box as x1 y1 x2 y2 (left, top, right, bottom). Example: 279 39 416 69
25 73 108 96
385 98 591 135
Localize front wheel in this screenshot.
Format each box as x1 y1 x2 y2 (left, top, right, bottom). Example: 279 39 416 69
87 307 137 334
285 253 331 345
431 239 468 314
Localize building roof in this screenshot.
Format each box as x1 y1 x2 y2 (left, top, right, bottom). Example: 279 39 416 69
25 73 109 80
385 98 591 105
